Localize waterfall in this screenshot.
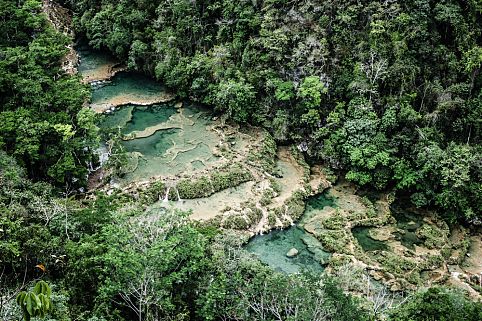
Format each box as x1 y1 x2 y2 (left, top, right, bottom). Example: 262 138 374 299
174 186 182 202
88 161 95 172
162 184 181 203
87 145 110 174
163 187 171 203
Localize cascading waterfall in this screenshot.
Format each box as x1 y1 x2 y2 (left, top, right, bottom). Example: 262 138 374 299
174 186 182 203
87 145 110 174
163 187 171 202
162 186 182 203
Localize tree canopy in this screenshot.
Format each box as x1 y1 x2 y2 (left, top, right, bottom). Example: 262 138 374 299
0 0 98 188
70 0 482 221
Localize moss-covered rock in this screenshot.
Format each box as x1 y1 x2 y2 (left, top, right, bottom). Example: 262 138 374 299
317 229 352 254
175 164 253 200
321 212 347 230
284 192 306 221
211 164 253 192
222 215 251 230
139 181 166 203
259 189 274 206
248 131 277 173
376 252 416 276
417 224 448 249
177 176 213 199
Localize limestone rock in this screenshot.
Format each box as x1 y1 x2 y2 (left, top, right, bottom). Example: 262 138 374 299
389 282 402 292
368 226 393 241
368 270 384 281
286 248 299 258
174 101 183 108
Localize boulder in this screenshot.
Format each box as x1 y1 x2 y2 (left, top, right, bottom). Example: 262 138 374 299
174 101 183 109
286 248 299 258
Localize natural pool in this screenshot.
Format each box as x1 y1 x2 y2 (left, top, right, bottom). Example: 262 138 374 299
99 104 178 135
299 192 336 224
352 227 388 252
246 193 333 274
122 105 177 134
101 103 220 183
246 227 327 273
77 44 121 83
77 45 482 295
91 72 172 112
77 46 222 184
392 206 424 250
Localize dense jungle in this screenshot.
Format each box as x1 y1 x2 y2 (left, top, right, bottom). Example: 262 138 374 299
1 0 482 320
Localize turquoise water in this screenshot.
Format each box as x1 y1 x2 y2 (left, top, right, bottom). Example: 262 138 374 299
300 193 336 224
99 104 177 135
99 105 134 131
246 227 327 274
77 44 117 75
352 227 389 251
352 204 424 252
91 71 166 105
78 42 221 183
246 193 333 274
123 104 177 135
98 101 219 181
121 129 179 157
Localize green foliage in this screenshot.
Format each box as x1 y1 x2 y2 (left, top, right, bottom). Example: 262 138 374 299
176 165 253 200
0 0 97 188
389 286 482 321
3 1 482 320
16 281 53 321
212 78 256 122
196 233 369 321
416 224 448 249
298 76 327 109
177 176 213 199
0 151 65 273
222 214 251 230
247 131 277 173
211 165 253 192
273 79 295 101
71 0 482 221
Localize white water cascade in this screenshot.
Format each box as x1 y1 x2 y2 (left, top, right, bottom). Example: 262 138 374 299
161 185 182 203
163 187 171 203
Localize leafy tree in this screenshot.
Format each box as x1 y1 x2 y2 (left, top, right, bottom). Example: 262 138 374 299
0 0 97 188
70 0 482 220
298 76 327 109
213 78 256 122
16 281 53 321
389 286 482 321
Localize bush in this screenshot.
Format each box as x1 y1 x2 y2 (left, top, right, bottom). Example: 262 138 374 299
389 286 482 321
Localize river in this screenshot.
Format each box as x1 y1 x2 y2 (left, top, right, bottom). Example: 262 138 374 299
77 44 482 297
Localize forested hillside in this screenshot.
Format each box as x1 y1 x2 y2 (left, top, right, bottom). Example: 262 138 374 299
0 0 98 189
1 1 482 320
71 0 482 221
